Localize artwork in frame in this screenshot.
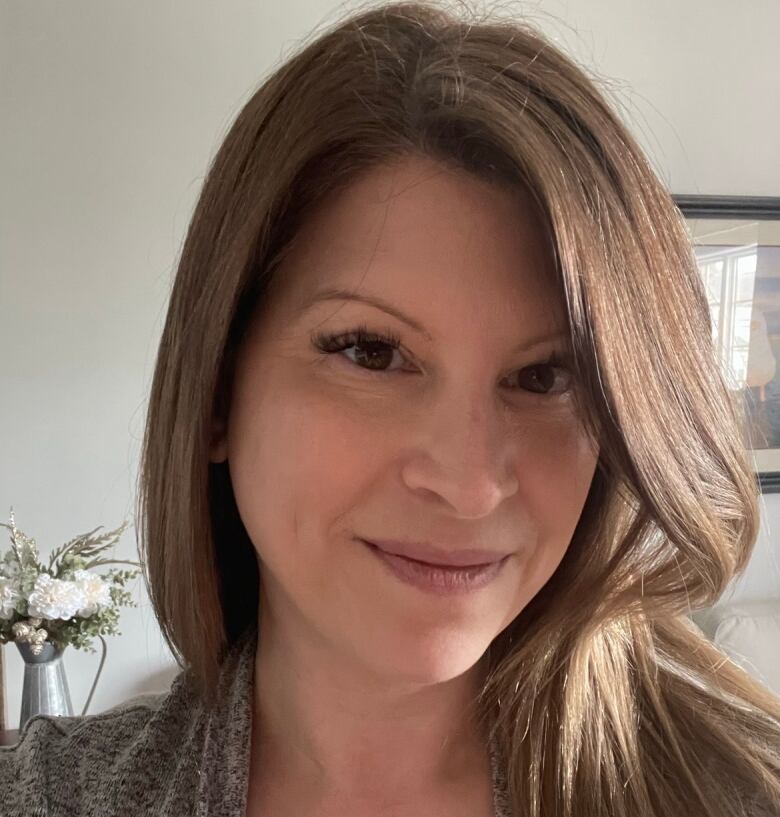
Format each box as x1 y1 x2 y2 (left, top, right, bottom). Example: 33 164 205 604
674 195 780 494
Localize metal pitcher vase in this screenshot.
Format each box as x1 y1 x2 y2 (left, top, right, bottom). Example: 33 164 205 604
15 639 73 728
15 636 106 731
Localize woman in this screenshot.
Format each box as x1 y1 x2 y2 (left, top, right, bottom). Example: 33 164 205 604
2 2 779 815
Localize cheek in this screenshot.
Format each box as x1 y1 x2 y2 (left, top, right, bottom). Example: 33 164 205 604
225 379 376 566
511 421 598 589
524 420 597 519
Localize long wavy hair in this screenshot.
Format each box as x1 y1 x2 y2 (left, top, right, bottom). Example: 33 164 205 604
136 2 780 814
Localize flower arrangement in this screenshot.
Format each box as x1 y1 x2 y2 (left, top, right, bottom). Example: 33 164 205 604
0 508 143 655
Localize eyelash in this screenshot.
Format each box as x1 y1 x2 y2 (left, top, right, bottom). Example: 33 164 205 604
310 322 572 398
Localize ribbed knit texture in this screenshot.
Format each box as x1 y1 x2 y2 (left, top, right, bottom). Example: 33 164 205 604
0 623 512 816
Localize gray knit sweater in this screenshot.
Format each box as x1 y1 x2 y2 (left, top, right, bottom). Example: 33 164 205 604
0 622 513 816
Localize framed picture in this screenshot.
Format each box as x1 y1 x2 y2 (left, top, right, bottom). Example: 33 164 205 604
674 195 780 493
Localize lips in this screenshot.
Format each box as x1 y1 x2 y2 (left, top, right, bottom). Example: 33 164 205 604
360 538 509 568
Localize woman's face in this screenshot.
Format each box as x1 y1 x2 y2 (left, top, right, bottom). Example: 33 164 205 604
211 154 599 684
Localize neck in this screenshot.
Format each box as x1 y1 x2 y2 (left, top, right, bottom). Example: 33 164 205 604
249 605 494 805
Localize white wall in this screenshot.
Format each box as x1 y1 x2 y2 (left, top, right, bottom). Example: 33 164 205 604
1 0 778 730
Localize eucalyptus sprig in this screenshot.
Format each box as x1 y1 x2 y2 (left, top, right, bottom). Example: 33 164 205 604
44 520 140 577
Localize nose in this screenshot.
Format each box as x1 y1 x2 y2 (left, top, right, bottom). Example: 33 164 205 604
400 394 519 518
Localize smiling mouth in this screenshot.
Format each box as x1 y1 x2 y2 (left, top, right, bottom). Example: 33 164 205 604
374 548 496 570
360 538 508 568
362 540 510 594
361 539 507 573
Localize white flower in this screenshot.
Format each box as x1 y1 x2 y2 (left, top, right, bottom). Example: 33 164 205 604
27 573 86 621
0 577 23 619
72 569 112 617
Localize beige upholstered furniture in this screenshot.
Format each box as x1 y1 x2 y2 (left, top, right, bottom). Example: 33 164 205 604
691 599 780 697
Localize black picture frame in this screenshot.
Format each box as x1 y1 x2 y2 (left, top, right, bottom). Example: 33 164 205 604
673 194 780 494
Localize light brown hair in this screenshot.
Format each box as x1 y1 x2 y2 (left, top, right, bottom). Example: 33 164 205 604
136 2 780 814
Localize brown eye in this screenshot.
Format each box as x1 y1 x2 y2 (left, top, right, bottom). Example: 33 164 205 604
343 337 401 371
512 364 555 394
311 325 406 374
506 355 571 396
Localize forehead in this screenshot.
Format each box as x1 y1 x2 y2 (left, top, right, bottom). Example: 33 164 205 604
264 155 565 335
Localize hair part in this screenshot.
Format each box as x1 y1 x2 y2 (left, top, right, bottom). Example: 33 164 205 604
137 2 780 814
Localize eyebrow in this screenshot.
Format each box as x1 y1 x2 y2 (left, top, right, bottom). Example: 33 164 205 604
302 287 568 353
